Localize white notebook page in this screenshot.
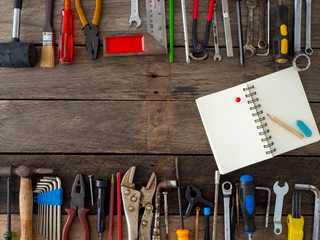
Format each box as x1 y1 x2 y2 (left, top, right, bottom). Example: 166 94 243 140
196 83 271 175
248 67 320 156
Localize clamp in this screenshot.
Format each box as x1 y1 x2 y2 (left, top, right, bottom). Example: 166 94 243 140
121 166 157 240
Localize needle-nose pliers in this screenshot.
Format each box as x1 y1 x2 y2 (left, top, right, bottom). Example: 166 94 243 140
75 0 102 59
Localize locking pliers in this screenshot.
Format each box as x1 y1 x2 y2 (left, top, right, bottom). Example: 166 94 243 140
121 166 157 240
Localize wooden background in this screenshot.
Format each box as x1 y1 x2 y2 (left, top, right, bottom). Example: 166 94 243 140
0 0 319 239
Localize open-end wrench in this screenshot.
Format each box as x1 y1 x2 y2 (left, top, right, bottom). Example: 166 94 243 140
243 0 257 57
212 7 221 61
305 0 312 55
221 0 233 57
257 0 267 49
295 184 320 240
273 181 289 235
222 182 232 240
129 0 141 27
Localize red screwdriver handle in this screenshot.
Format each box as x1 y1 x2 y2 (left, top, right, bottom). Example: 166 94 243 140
78 208 91 240
58 8 73 64
62 208 77 240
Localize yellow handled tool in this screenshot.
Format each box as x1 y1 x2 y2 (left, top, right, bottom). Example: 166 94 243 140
175 158 190 240
287 214 304 240
287 192 304 240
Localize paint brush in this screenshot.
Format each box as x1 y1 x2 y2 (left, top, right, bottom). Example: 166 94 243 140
40 0 55 67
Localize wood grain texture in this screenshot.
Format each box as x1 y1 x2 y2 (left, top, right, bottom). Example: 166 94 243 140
0 155 318 215
0 214 315 240
0 0 319 48
0 101 318 154
0 48 319 101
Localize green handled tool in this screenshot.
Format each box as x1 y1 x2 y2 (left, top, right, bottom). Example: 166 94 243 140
169 0 174 62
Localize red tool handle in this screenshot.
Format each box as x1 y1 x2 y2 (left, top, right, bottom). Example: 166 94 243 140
62 208 77 240
78 208 91 240
207 0 215 21
58 8 73 64
193 0 199 19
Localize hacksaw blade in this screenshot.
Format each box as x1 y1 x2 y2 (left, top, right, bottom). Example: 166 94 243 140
146 0 167 51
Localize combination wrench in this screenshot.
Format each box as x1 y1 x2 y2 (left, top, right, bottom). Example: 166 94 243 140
222 182 232 240
129 0 141 27
293 0 311 71
305 0 312 55
243 0 257 57
257 0 266 49
273 181 289 235
212 7 221 61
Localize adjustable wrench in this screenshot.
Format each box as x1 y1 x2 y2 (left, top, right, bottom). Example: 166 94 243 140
212 7 221 61
221 0 233 57
129 0 141 27
222 182 232 240
243 0 256 57
273 181 289 235
305 0 312 55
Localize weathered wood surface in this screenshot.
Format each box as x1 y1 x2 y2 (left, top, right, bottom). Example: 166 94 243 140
0 101 318 154
0 214 315 240
0 48 319 101
0 0 319 238
0 155 318 215
0 0 319 48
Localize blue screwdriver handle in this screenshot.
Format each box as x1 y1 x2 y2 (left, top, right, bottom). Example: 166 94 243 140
239 175 256 234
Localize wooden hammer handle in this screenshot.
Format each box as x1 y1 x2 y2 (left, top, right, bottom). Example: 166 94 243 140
19 177 33 240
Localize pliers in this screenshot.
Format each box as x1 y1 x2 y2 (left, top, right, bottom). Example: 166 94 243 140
190 0 215 60
62 174 91 240
75 0 102 59
121 166 157 240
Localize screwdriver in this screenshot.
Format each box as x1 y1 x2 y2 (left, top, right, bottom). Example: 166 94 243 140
58 0 73 64
175 158 190 240
273 0 289 63
204 207 210 240
239 175 256 240
287 192 304 240
96 178 108 240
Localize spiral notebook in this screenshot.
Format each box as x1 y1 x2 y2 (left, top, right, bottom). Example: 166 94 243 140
196 67 320 174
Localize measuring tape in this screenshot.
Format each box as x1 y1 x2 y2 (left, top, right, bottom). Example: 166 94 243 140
146 0 167 51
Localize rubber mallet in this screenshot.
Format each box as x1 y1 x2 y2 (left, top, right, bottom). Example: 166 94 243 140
0 0 38 67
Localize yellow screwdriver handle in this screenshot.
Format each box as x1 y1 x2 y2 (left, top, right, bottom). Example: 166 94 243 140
287 214 304 240
176 229 189 240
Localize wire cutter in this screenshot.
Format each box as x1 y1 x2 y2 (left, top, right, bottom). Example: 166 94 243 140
75 0 102 59
121 166 157 240
62 174 91 240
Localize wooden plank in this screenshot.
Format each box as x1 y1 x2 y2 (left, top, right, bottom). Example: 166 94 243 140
0 155 318 215
0 101 318 154
0 48 319 101
0 0 319 48
0 214 314 240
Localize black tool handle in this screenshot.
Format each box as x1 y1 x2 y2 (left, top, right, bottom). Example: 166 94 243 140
204 207 210 240
13 0 22 9
43 0 54 32
96 179 108 234
239 175 256 234
273 5 289 63
230 196 235 240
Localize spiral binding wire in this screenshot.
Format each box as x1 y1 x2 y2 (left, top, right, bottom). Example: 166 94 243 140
243 85 276 155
